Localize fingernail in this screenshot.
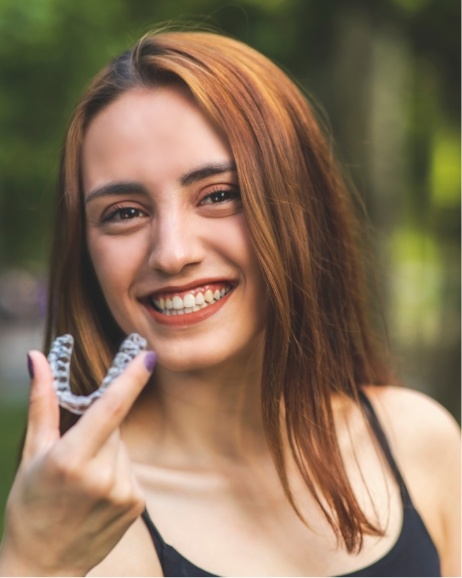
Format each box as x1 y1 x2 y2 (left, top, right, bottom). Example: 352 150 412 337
27 353 34 379
144 351 157 373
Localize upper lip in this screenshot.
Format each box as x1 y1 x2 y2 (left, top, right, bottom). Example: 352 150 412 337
138 278 237 299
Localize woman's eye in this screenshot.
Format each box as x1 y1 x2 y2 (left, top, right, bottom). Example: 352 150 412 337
200 188 240 205
102 206 146 223
116 207 143 220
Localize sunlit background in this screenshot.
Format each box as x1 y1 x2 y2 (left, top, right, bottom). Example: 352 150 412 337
0 0 460 532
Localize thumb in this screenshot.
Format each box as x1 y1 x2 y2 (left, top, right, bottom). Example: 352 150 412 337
23 350 61 460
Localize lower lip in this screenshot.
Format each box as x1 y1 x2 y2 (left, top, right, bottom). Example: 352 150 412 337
143 289 234 327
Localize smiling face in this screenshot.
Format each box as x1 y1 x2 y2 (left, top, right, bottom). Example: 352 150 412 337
82 86 267 373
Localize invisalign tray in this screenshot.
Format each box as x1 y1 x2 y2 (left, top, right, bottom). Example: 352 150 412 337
47 333 147 415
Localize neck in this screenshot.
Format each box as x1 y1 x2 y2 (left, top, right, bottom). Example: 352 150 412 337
123 345 270 467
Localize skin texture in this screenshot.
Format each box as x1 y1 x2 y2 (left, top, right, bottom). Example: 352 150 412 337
0 86 459 576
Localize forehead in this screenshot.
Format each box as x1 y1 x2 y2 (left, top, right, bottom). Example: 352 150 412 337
82 86 232 195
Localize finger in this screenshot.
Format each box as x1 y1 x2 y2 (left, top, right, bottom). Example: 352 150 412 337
86 433 144 509
87 428 121 468
110 438 146 510
63 351 156 458
23 350 60 459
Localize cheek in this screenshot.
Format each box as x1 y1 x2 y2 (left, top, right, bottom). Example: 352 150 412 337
210 214 255 261
87 233 146 300
232 220 269 321
233 218 264 281
210 217 266 293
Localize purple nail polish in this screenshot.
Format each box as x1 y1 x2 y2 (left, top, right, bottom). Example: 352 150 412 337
144 351 157 372
27 353 34 379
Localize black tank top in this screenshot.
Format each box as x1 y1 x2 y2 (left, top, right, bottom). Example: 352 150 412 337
141 391 441 577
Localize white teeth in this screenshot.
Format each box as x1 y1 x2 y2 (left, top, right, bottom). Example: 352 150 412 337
151 285 232 316
172 296 183 310
183 293 195 308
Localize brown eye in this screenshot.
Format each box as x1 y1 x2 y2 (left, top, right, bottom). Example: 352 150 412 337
102 205 147 223
200 188 240 205
117 208 142 220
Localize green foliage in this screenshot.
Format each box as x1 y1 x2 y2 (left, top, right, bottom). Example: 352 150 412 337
0 403 26 536
431 126 461 208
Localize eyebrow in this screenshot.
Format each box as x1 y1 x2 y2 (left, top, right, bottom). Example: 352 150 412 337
85 161 237 204
85 182 148 204
180 161 236 186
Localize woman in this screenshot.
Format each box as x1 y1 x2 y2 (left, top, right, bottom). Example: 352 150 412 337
0 30 459 576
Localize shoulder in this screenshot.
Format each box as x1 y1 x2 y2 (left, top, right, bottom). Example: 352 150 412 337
362 385 461 576
361 385 460 460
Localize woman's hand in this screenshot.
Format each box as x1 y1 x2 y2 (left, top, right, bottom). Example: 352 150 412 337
0 348 156 577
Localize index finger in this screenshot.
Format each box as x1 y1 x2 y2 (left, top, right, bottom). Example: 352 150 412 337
62 350 156 457
23 350 60 459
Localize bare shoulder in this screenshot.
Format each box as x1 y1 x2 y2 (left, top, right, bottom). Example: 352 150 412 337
362 385 461 577
361 385 460 456
361 385 460 490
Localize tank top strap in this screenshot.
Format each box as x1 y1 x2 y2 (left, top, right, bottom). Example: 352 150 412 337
358 389 411 505
141 508 166 558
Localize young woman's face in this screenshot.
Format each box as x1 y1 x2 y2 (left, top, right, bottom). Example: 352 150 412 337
83 86 267 372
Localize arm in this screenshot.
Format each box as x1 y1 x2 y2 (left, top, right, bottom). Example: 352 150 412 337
0 348 155 577
429 402 461 577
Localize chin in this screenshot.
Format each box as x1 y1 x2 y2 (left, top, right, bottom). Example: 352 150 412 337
154 349 234 374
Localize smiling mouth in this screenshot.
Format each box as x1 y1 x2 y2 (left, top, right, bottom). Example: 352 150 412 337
145 282 234 316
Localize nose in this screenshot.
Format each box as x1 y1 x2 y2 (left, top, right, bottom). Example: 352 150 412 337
147 209 204 275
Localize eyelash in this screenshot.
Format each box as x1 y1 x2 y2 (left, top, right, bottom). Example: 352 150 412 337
199 187 240 205
101 204 146 223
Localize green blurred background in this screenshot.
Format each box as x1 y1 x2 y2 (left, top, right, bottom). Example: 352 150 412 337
0 0 460 533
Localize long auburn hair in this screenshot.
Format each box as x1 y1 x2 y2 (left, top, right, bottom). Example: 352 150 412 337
46 30 393 552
